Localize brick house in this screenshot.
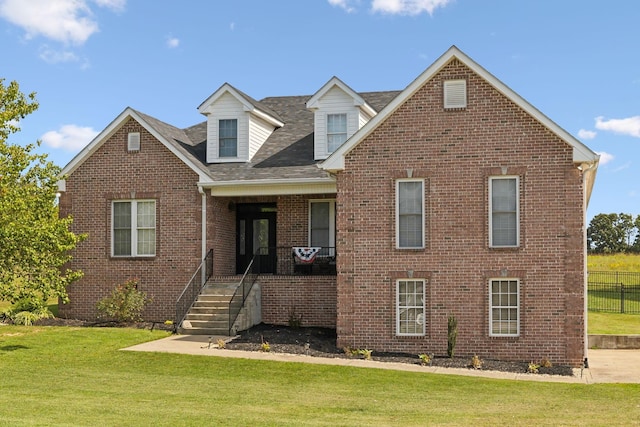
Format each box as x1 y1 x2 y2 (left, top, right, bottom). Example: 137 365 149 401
58 46 598 366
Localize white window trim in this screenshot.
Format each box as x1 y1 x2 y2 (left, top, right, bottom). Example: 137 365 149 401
218 118 238 158
111 200 156 258
395 179 425 249
308 199 336 253
489 278 520 337
326 113 348 154
489 176 520 248
396 279 426 336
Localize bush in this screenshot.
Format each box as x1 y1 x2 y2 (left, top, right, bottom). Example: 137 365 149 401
1 298 54 325
96 279 151 322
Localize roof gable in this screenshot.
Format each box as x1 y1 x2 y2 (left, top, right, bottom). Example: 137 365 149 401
198 83 284 127
306 76 377 117
320 45 600 172
60 107 212 182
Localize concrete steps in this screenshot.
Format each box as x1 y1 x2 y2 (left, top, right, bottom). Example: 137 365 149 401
178 281 241 336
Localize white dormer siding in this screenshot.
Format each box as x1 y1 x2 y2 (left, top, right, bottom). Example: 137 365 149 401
205 92 248 163
249 114 275 160
199 84 283 164
310 85 372 160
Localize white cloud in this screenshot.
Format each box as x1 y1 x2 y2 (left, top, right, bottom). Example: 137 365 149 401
595 151 614 165
42 124 98 151
595 115 640 138
613 162 631 173
328 0 357 12
0 0 126 45
166 36 179 48
39 45 79 63
92 0 125 11
578 129 597 140
371 0 452 15
230 22 235 31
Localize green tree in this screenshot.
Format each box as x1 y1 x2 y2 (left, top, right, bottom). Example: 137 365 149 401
587 213 626 253
633 215 640 254
0 78 84 310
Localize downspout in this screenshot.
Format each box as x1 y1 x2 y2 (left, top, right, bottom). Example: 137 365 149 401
199 185 208 281
578 161 598 368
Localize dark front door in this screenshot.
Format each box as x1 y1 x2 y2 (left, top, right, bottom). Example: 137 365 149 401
236 203 277 274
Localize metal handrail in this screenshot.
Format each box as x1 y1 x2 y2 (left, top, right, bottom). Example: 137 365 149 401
175 249 214 329
228 253 260 335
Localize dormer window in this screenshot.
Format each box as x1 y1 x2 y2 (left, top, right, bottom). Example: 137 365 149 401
219 119 238 157
327 113 347 153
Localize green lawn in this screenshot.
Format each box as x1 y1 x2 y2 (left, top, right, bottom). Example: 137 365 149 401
588 312 640 335
0 326 638 426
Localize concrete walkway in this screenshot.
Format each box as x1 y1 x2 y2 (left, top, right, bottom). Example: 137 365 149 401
122 334 640 384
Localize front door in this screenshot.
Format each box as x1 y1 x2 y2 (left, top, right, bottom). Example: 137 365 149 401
236 203 277 274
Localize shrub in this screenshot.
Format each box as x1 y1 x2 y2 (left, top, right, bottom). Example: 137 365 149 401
418 354 432 366
447 314 458 358
470 355 483 370
3 298 53 325
358 349 373 360
96 279 150 322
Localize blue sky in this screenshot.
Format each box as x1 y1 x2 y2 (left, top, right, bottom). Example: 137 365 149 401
1 0 638 222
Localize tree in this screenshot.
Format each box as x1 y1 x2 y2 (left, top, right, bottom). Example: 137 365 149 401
0 78 84 312
587 213 627 254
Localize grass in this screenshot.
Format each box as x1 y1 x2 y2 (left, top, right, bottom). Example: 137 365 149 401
589 312 640 335
0 326 638 426
588 254 640 272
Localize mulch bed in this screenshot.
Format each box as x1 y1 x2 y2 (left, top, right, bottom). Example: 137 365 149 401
29 318 573 376
226 323 575 376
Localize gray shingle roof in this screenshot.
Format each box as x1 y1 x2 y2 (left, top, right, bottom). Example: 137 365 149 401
140 90 401 182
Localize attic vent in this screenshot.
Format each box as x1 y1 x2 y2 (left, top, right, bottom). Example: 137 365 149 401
128 132 140 151
444 80 467 109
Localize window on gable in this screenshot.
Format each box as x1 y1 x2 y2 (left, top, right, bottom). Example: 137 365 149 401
444 80 467 109
112 200 156 257
327 113 347 153
397 279 426 336
309 200 336 254
219 119 238 157
489 279 520 336
396 179 424 249
489 176 519 247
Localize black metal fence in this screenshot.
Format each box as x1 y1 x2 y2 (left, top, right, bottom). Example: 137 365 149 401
588 271 640 314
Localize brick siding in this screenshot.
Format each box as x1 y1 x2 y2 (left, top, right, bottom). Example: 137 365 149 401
335 59 587 367
59 118 203 322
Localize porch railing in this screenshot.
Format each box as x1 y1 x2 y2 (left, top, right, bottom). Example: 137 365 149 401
228 253 261 335
175 249 214 328
275 246 337 276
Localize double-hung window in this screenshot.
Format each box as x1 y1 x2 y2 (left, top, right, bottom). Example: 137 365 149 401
396 179 424 249
112 200 156 257
327 113 347 153
489 176 519 247
219 119 238 157
489 279 520 336
396 279 426 336
309 200 336 252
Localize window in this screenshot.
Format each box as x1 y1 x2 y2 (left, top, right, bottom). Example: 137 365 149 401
112 200 156 257
397 279 425 336
489 279 519 336
309 200 336 252
444 80 467 109
489 176 519 247
219 119 238 157
396 179 424 249
327 113 347 153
